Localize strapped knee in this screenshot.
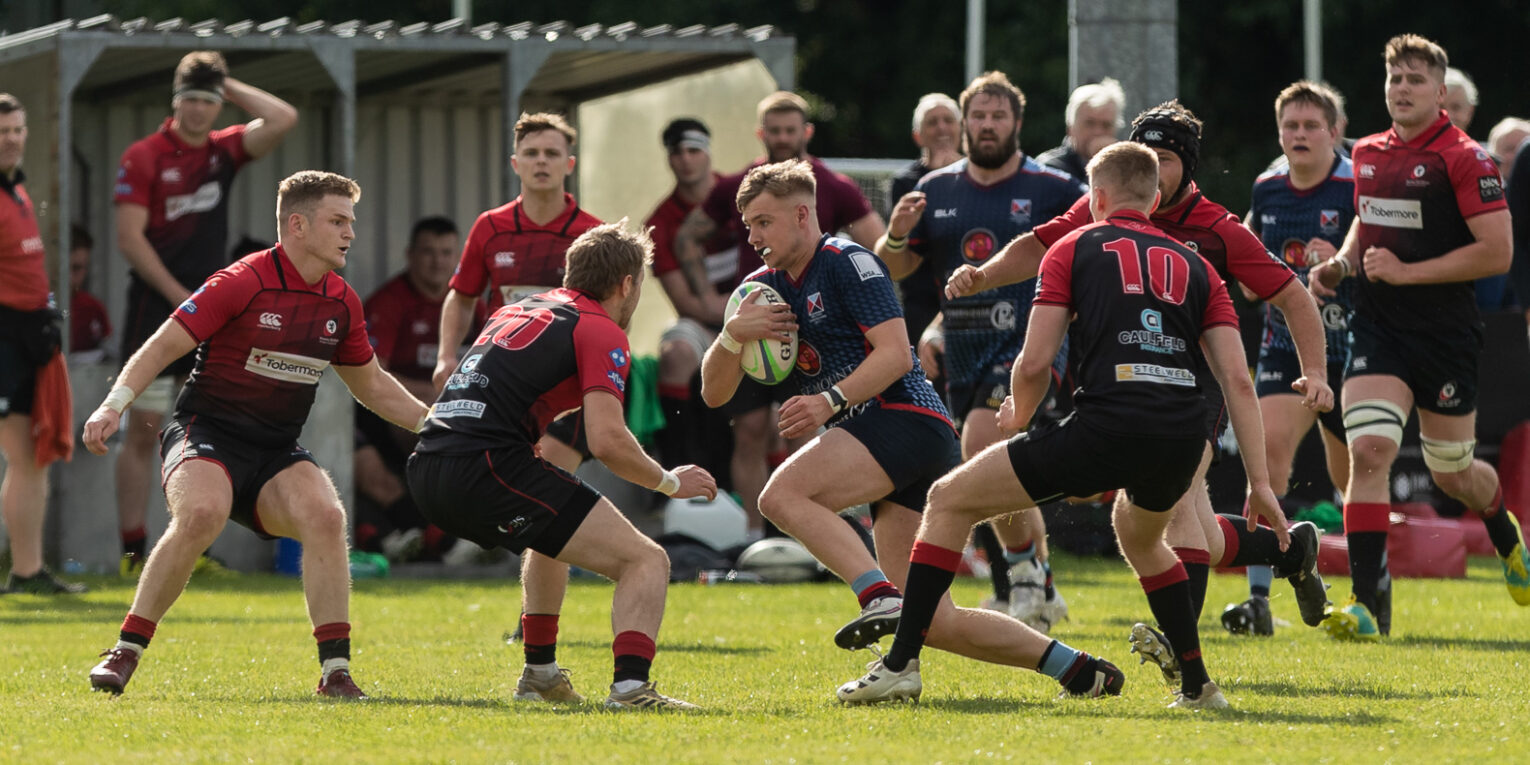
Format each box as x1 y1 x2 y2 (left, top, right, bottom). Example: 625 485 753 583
1343 399 1407 446
1421 436 1476 473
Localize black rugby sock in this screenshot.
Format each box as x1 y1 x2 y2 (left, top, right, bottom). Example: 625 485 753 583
885 542 961 673
1139 564 1210 696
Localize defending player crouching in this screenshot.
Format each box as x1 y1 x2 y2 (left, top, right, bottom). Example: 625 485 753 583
408 222 717 710
85 171 429 699
838 143 1291 709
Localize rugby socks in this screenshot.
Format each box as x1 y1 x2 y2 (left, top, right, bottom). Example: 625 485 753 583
522 613 560 666
884 541 960 673
1214 514 1305 578
972 524 1009 602
1041 559 1057 600
1478 487 1523 559
1246 566 1274 599
116 613 157 654
121 527 147 561
1139 563 1210 696
1003 541 1038 567
1344 502 1391 625
851 569 899 608
1172 547 1211 621
1038 640 1105 696
315 622 351 665
613 630 656 685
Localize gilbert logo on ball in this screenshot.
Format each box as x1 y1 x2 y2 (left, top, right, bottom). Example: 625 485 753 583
724 281 799 384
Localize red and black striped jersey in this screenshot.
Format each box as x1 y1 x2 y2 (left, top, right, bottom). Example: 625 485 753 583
448 194 603 311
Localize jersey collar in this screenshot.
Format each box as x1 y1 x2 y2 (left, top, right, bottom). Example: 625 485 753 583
512 192 581 232
1387 110 1454 149
1106 209 1152 224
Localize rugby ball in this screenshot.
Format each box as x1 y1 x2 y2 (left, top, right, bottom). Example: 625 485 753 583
723 281 798 384
735 537 824 583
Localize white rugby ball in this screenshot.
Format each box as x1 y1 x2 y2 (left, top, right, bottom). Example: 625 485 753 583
736 537 823 583
723 281 798 385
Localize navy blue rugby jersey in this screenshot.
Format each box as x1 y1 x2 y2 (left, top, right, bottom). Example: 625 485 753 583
742 235 951 428
1248 151 1355 361
907 157 1084 387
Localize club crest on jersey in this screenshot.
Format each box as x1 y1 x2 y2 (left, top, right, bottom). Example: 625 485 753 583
324 319 337 336
608 348 628 368
1009 198 1032 226
1320 209 1341 234
1438 381 1459 407
1281 239 1307 267
796 340 822 376
961 228 998 264
806 292 826 321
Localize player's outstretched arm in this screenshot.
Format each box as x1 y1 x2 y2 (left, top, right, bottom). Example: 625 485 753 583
1266 280 1333 412
335 358 431 433
946 232 1046 300
82 319 198 455
584 390 717 500
699 300 796 409
224 76 299 160
433 290 479 392
999 305 1069 434
1202 326 1288 547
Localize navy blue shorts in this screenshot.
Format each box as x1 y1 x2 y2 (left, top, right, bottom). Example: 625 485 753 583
945 359 1013 425
406 445 599 557
1255 345 1347 439
834 407 959 513
1346 312 1481 415
160 417 317 540
1007 414 1203 512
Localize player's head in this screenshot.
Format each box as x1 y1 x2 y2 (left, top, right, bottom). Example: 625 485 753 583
69 224 93 292
276 170 361 271
959 71 1024 170
910 93 960 159
563 219 652 329
1382 34 1449 130
512 112 577 194
756 91 814 163
171 51 228 138
0 93 25 176
1443 67 1477 132
737 159 818 269
662 117 712 186
1065 78 1125 162
1274 81 1341 169
406 216 459 296
1129 99 1202 204
1085 142 1160 221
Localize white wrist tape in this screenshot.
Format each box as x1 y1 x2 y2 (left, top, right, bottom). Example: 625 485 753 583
718 328 743 353
656 470 681 496
103 385 136 414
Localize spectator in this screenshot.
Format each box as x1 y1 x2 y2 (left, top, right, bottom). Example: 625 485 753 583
1444 67 1477 133
888 93 961 354
67 224 112 363
1487 117 1530 170
1036 77 1126 182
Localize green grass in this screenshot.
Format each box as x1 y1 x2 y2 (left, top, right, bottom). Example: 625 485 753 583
3 554 1525 763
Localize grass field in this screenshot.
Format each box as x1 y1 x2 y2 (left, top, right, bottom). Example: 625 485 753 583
4 553 1525 763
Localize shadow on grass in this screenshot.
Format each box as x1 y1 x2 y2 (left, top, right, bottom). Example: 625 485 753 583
1389 635 1530 652
542 638 770 655
1233 679 1459 701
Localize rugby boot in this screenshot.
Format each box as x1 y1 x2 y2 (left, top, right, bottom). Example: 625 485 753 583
1498 513 1530 606
5 568 87 594
316 668 369 699
1320 596 1382 642
1220 597 1273 636
1128 622 1181 688
604 682 698 710
1280 521 1331 627
834 594 902 650
837 656 921 704
1058 658 1126 699
1169 680 1230 710
89 647 141 695
514 666 584 703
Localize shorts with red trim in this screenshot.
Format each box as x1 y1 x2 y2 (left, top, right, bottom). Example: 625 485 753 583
405 445 600 557
159 417 317 540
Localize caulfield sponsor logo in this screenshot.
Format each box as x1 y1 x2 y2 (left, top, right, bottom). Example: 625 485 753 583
1358 196 1422 229
245 348 328 384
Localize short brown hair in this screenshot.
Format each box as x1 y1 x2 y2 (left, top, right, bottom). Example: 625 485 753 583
0 93 23 115
277 170 361 223
174 51 228 95
1274 80 1341 130
515 112 576 149
959 71 1025 120
563 219 652 299
1384 34 1448 79
1086 142 1160 208
735 159 817 213
756 91 810 124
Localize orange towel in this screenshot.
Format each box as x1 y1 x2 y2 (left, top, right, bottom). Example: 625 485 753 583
29 351 73 467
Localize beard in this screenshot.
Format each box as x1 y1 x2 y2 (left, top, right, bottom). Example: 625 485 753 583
967 130 1018 169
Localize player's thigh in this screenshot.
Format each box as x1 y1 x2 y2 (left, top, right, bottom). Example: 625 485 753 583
1341 374 1413 414
1260 394 1319 460
928 438 1036 524
255 460 345 541
764 427 895 510
1415 408 1477 442
959 406 1004 461
163 457 235 520
553 497 663 580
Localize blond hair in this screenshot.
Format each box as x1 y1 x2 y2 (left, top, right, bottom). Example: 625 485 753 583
277 170 361 224
563 219 653 300
735 159 817 213
1274 80 1342 130
756 91 810 124
515 112 576 149
1384 34 1448 79
1086 142 1160 208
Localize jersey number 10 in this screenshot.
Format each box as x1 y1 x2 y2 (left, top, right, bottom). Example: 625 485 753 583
1103 238 1189 305
486 305 555 350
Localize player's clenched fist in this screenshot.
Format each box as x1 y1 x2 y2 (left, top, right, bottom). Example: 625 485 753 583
82 407 122 456
945 264 987 300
